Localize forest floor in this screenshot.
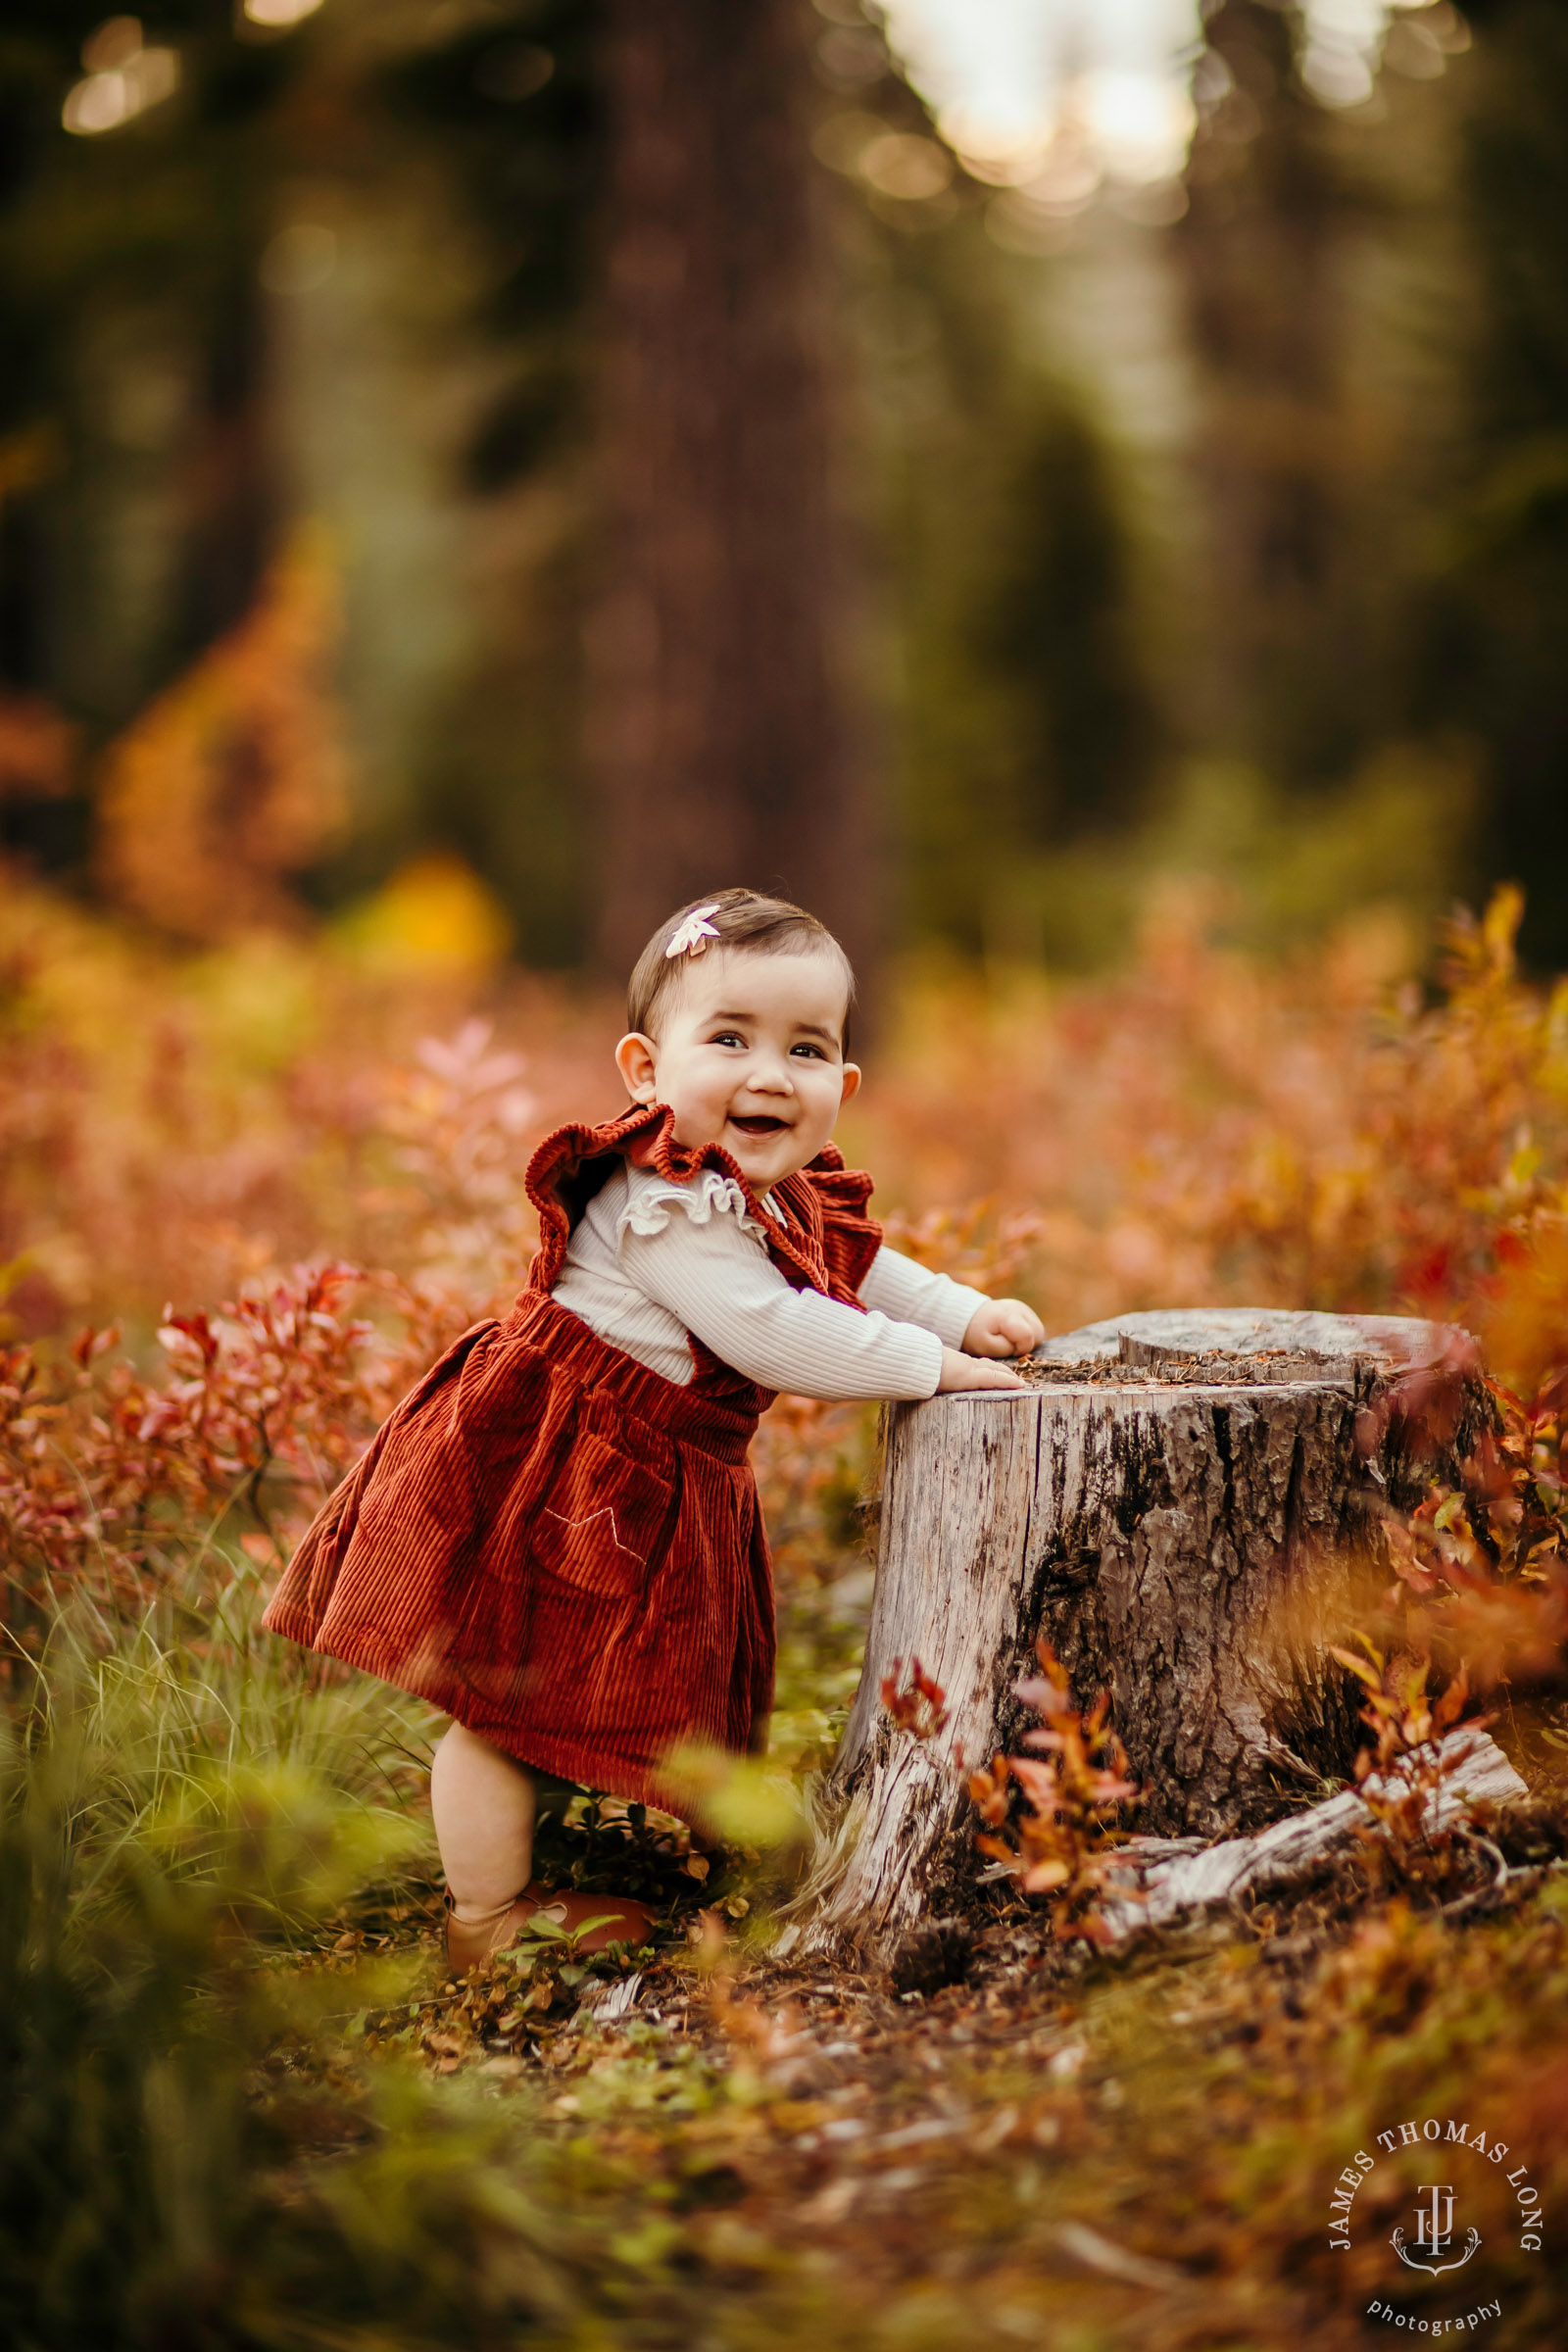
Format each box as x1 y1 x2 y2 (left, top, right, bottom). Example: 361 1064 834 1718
278 1785 1568 2352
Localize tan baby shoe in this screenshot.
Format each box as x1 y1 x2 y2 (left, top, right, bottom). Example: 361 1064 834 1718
443 1882 656 1972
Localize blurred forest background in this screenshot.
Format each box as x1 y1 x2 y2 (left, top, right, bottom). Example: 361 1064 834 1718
3 0 1566 988
8 15 1568 2345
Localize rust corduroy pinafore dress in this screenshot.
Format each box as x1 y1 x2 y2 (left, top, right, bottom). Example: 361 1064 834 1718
263 1102 881 1809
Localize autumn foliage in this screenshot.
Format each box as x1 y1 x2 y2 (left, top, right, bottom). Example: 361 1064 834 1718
95 535 349 944
4 860 1568 1741
878 1656 950 1744
966 1642 1141 1944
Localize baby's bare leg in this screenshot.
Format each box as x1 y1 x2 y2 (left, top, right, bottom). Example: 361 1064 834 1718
430 1721 537 1918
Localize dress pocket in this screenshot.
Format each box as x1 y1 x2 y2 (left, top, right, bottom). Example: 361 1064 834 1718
528 1433 676 1600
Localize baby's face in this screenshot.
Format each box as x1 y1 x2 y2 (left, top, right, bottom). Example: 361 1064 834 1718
615 946 860 1193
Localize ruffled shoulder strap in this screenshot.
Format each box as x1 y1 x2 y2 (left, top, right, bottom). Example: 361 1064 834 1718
523 1105 877 1306
775 1142 882 1306
524 1102 652 1292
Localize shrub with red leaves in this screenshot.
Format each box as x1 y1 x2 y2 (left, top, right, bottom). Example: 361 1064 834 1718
0 1262 463 1651
879 1656 950 1742
878 1644 1142 1944
967 1642 1142 1945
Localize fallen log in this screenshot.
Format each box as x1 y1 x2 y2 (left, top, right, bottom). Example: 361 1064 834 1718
788 1308 1488 1960
1092 1724 1530 1941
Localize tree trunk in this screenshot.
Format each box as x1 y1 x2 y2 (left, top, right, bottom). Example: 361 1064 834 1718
1175 1 1357 782
587 0 873 981
789 1309 1485 1959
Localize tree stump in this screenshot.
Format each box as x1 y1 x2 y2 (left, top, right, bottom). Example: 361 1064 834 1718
788 1309 1484 1959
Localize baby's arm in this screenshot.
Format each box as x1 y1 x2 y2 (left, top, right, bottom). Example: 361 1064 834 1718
863 1244 1045 1361
619 1207 1022 1398
858 1247 987 1347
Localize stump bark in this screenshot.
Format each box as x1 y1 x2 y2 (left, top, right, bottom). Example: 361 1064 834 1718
789 1308 1484 1958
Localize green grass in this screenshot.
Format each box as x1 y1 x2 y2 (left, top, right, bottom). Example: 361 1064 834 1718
10 1553 439 1930
0 1554 613 2349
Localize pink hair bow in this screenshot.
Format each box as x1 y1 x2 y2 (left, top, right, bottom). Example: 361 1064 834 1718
664 903 721 958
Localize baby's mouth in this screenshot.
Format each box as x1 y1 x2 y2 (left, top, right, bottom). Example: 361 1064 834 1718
727 1114 791 1139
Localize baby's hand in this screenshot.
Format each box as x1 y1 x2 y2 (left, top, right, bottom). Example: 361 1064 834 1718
937 1346 1027 1393
960 1298 1046 1360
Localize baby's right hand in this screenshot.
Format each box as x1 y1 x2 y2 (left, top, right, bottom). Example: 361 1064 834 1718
937 1347 1027 1394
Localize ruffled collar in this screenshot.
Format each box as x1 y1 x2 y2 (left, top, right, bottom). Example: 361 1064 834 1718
524 1102 850 1299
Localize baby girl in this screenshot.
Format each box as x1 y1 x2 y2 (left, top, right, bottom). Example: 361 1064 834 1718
265 888 1043 1966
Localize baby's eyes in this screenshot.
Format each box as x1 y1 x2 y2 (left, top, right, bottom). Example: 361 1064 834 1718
704 1030 831 1059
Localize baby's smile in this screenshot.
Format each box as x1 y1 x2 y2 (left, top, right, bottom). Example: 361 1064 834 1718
727 1111 792 1137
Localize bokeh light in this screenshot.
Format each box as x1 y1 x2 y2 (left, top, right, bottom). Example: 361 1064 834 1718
243 0 326 27
63 18 179 137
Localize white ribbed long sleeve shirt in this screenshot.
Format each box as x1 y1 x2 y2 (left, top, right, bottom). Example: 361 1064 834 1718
549 1161 986 1400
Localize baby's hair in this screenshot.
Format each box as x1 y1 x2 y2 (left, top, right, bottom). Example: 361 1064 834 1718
627 887 858 1049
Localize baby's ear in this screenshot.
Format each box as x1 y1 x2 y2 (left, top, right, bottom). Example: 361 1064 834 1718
615 1032 660 1102
839 1061 862 1105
